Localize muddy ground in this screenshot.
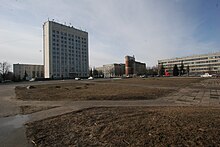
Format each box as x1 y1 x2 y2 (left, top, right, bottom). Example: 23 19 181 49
19 106 59 115
26 106 220 146
15 77 201 101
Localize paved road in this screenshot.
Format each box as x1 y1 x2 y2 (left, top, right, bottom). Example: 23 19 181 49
0 78 220 146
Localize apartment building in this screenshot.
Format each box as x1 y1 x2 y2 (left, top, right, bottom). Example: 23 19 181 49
13 64 44 80
43 21 89 78
158 52 220 75
125 55 146 76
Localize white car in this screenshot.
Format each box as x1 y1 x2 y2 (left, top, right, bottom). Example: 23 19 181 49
200 73 212 78
75 77 81 80
29 78 35 82
88 77 94 80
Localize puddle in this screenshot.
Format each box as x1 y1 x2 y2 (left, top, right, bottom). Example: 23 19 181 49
0 114 29 129
0 114 31 146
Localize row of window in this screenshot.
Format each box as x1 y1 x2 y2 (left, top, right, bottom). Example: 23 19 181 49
52 55 87 59
52 42 87 47
52 50 87 55
162 60 220 66
52 30 86 39
160 56 220 64
52 47 87 52
52 68 88 73
52 37 87 44
52 30 87 41
165 63 220 69
52 73 88 78
191 68 219 71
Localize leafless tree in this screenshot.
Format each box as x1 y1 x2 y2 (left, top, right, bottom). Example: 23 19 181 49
0 61 11 81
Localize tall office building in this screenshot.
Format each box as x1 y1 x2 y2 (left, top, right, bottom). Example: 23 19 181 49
43 21 89 78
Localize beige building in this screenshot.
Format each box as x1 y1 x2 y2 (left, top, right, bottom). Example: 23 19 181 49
43 21 89 78
96 63 125 78
158 52 220 75
13 64 44 80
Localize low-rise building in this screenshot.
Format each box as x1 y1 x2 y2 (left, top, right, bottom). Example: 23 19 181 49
158 52 220 76
13 64 44 80
96 55 146 78
96 63 125 78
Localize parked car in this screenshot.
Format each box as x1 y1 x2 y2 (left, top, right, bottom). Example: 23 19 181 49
140 75 147 78
200 73 212 78
88 76 94 80
29 78 35 82
75 77 81 80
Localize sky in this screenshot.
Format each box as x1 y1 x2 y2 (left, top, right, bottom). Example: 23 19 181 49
0 0 220 69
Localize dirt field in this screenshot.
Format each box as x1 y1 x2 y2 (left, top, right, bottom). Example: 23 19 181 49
102 77 203 87
15 82 172 101
15 77 202 101
26 106 220 146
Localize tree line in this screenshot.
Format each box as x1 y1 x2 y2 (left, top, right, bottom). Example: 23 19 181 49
159 61 190 76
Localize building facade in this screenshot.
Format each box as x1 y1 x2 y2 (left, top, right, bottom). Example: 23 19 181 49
13 64 44 80
158 52 220 75
125 55 146 76
43 21 89 78
96 63 125 78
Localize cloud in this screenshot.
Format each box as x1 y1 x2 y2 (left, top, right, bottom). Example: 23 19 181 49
0 0 219 68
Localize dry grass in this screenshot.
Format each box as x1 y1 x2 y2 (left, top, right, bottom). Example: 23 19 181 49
15 82 172 101
15 77 202 101
26 106 220 146
107 77 203 87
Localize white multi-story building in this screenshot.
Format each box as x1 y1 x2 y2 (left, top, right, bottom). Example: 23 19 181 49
13 64 44 80
158 52 220 75
43 21 89 78
97 63 125 78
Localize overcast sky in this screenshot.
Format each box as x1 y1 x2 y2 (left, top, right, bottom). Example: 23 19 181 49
0 0 219 68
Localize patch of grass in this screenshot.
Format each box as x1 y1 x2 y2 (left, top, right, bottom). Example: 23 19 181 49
26 107 220 146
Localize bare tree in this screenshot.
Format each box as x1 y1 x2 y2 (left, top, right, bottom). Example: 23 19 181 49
0 61 11 81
